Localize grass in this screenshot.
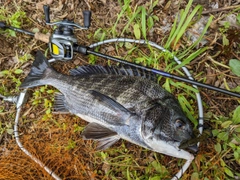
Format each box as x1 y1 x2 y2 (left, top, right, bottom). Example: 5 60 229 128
210 106 240 178
0 0 240 180
0 5 27 37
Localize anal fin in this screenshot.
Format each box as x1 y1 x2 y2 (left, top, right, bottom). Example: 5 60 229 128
53 93 69 114
96 136 120 150
82 123 120 150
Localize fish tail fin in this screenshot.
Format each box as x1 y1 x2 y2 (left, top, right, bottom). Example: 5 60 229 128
20 51 52 88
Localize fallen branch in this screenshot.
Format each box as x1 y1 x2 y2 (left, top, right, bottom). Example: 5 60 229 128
202 5 240 15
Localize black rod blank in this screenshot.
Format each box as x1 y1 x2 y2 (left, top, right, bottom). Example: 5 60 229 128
87 49 240 98
0 22 34 36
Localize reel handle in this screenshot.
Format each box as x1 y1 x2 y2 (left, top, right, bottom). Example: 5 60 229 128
43 5 50 23
42 5 91 29
83 11 91 28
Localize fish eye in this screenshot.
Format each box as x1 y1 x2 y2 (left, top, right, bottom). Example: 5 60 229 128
175 119 185 129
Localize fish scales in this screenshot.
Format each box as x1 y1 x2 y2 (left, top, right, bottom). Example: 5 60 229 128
78 77 168 117
49 75 155 123
20 51 197 164
50 73 163 116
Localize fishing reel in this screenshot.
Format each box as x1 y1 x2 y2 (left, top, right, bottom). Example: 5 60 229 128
43 5 91 61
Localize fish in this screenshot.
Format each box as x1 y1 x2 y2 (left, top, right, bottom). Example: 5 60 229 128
20 51 197 161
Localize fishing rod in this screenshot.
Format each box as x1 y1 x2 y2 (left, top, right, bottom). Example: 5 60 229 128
0 21 50 43
1 5 239 98
71 46 240 98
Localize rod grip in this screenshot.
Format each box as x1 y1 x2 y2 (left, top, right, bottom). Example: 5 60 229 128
43 5 50 23
34 32 50 43
83 11 91 28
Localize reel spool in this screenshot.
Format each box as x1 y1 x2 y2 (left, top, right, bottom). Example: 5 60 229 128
43 5 91 60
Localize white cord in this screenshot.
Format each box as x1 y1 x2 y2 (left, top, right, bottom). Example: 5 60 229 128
14 89 61 180
89 38 204 180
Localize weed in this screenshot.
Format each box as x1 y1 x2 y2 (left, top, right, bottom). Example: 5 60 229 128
73 123 84 133
0 121 14 137
0 122 4 135
229 59 240 77
66 139 76 150
165 0 213 59
112 0 159 39
31 85 56 121
219 21 231 46
187 107 240 179
0 6 27 37
0 66 23 91
96 147 171 179
88 28 108 64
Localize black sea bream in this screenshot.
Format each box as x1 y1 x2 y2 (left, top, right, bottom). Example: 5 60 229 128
20 51 197 161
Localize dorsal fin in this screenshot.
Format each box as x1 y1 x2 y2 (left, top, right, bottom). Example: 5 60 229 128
69 65 157 81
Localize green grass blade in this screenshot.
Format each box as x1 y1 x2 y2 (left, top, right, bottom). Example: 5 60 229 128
141 6 147 39
179 15 214 59
165 0 199 49
170 80 200 94
163 78 172 93
173 47 208 70
164 10 181 49
120 6 141 36
165 0 193 48
173 5 203 48
112 0 131 37
166 13 178 46
178 94 198 127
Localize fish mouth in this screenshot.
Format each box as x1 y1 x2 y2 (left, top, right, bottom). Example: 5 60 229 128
178 138 199 153
187 144 198 153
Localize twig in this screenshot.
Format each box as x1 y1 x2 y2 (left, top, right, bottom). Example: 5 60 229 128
0 134 3 145
232 51 240 60
206 56 230 69
84 0 91 10
202 5 240 15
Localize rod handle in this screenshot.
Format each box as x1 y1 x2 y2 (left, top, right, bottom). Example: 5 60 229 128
34 32 50 43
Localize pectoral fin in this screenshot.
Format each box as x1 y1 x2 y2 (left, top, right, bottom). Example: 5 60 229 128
82 123 120 150
89 90 133 125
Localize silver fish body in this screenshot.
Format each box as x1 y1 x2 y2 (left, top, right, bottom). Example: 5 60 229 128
20 51 196 160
